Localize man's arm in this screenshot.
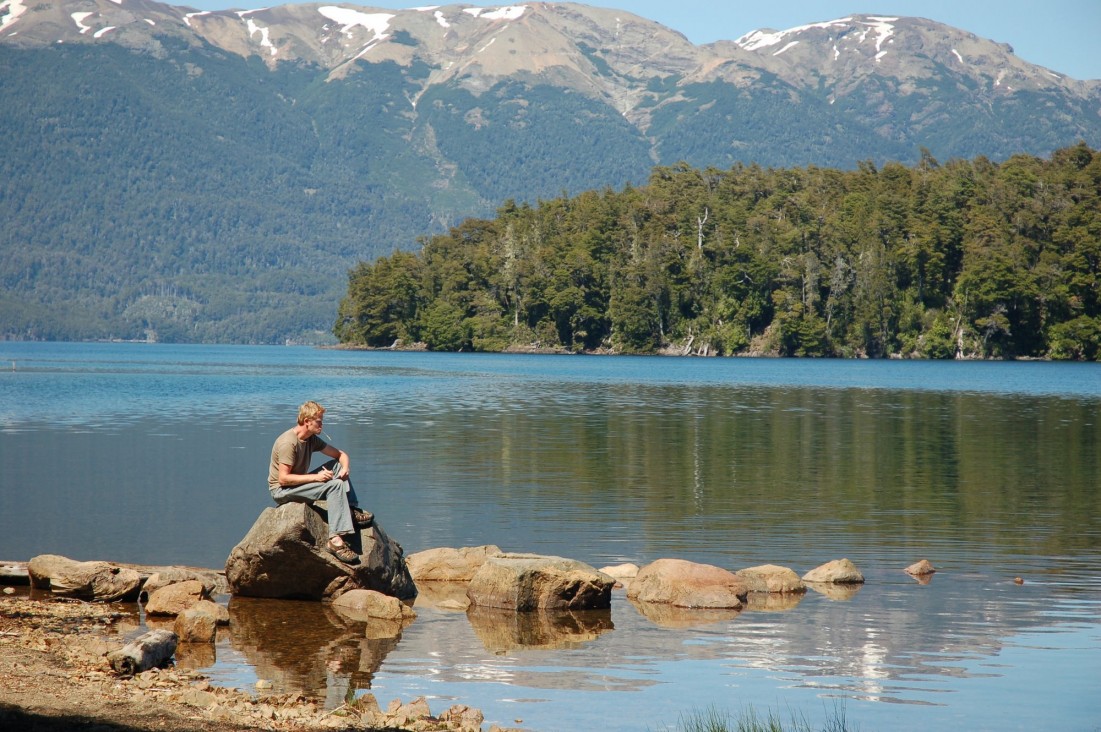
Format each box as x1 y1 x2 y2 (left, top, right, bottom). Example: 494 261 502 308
320 445 350 479
277 462 334 487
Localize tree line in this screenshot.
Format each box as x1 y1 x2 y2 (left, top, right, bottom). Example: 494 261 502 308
335 144 1101 359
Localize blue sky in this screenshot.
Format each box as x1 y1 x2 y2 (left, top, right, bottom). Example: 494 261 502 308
178 0 1101 81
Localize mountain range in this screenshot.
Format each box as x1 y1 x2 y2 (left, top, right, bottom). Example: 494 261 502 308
2 0 1099 343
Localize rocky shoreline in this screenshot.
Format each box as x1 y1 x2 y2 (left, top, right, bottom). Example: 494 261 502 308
2 505 904 732
0 587 509 732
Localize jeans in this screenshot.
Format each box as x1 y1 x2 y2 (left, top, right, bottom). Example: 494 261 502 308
269 459 361 537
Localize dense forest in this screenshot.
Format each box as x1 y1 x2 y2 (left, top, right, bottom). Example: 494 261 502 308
335 144 1101 360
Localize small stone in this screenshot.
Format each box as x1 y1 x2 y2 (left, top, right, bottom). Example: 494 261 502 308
904 559 936 576
256 679 273 690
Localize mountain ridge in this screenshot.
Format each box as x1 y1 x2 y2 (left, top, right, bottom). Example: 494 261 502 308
2 0 1099 344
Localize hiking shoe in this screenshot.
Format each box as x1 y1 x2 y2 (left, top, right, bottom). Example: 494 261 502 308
326 538 359 564
352 507 374 528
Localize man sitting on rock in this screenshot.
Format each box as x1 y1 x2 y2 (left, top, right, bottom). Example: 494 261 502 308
268 401 373 564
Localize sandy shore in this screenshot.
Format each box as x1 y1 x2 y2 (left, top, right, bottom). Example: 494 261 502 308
0 592 509 732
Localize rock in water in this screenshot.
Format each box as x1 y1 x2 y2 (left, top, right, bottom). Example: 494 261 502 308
627 558 748 609
224 503 416 602
27 554 142 602
466 553 615 611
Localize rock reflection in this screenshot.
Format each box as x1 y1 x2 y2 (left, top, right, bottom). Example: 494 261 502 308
226 596 400 705
175 641 216 669
466 606 613 653
628 599 741 628
412 581 471 611
806 582 864 601
743 592 806 613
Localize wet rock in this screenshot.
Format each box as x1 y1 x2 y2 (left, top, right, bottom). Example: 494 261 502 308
598 562 639 588
407 545 502 582
174 606 217 643
441 704 485 732
142 569 217 600
224 502 416 602
802 558 865 584
145 580 208 616
27 554 142 602
331 588 416 622
905 559 936 576
736 564 807 594
466 553 615 611
627 558 748 609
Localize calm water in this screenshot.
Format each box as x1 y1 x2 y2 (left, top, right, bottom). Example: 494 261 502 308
1 343 1099 731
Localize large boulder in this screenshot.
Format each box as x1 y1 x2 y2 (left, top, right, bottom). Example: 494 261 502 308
466 553 615 611
224 503 416 602
27 554 142 602
407 545 502 582
627 558 748 609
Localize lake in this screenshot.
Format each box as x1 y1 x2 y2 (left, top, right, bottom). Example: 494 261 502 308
1 342 1099 731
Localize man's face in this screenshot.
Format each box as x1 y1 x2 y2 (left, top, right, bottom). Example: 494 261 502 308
307 415 324 436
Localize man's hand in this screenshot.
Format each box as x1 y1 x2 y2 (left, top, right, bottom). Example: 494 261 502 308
318 467 335 481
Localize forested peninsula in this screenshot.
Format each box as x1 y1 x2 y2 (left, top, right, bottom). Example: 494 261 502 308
335 144 1101 360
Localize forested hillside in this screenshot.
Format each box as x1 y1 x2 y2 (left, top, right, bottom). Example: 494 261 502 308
4 3 1099 344
336 144 1101 360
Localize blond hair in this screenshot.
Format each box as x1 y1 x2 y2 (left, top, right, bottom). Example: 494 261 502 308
297 401 325 425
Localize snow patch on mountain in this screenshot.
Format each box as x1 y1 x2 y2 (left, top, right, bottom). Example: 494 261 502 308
183 10 208 27
318 5 393 39
736 18 852 51
71 10 93 34
246 18 276 56
433 10 449 29
464 6 527 22
773 40 798 57
1 0 28 32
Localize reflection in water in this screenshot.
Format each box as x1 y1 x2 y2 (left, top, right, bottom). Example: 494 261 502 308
628 599 742 628
1 345 1099 731
466 606 613 653
226 597 400 707
742 591 806 613
805 582 864 602
412 581 472 611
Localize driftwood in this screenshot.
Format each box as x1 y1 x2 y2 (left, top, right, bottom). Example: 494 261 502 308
107 629 178 677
